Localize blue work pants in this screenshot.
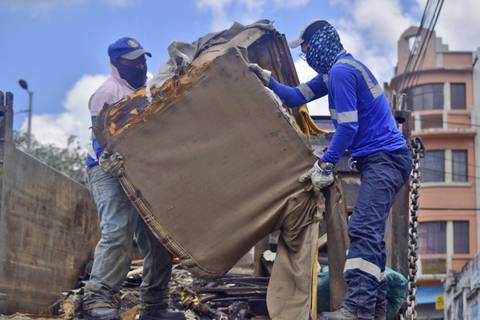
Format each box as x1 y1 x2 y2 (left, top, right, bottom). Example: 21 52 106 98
343 147 412 319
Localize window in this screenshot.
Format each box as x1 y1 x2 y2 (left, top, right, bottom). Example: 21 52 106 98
421 150 445 182
451 83 466 109
456 295 464 319
419 221 446 254
421 114 443 129
408 35 422 53
406 84 444 111
454 221 469 254
471 303 478 320
452 150 468 182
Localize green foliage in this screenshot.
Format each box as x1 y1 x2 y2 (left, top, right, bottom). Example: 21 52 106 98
14 132 88 185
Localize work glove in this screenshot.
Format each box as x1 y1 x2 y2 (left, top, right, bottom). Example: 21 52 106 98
299 161 334 191
99 150 125 177
248 63 272 86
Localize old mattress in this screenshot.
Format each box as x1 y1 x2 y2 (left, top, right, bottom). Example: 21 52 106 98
96 38 321 319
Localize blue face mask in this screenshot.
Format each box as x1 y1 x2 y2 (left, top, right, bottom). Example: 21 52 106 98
114 57 147 89
306 24 345 74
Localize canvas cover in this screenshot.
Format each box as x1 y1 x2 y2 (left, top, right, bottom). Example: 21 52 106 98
96 29 323 319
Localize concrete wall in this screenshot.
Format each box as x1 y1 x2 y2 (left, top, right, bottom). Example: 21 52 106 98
0 92 99 314
444 254 480 319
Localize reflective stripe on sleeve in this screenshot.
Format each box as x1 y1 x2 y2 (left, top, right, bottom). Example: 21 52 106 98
337 58 383 99
337 110 358 123
87 144 98 161
322 74 329 90
329 108 337 120
344 257 382 281
297 83 315 102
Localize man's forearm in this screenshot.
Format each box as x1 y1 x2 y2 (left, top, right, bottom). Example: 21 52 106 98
321 123 358 164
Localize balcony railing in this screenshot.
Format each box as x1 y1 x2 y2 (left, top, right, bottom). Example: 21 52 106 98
413 110 472 132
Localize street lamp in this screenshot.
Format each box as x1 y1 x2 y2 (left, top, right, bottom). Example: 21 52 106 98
18 79 33 149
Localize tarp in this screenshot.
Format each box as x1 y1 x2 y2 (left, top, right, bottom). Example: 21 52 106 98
95 23 326 320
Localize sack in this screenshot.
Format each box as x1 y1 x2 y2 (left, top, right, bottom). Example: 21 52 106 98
317 267 407 319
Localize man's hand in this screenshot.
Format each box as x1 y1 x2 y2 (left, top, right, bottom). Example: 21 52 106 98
99 150 125 177
299 161 334 191
248 63 272 86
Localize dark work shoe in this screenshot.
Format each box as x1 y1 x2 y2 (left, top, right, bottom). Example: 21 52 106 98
321 308 358 320
139 307 186 320
83 306 120 320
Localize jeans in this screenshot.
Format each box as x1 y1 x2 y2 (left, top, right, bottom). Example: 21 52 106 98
343 147 412 319
83 165 172 309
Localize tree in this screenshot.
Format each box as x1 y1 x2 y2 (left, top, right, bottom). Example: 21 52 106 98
14 132 88 185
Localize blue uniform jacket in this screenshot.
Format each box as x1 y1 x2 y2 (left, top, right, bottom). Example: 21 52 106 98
268 53 406 164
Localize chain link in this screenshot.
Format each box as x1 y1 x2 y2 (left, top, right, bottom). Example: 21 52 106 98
404 137 425 320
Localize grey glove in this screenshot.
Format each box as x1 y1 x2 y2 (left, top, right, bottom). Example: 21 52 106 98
99 150 125 177
299 161 334 191
248 63 272 86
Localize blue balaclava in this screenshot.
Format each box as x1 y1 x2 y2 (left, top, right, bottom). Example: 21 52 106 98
305 23 345 74
113 57 147 89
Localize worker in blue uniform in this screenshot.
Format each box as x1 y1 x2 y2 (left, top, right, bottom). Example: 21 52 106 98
249 20 412 319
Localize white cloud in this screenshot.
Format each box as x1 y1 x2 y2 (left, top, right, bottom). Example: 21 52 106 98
294 59 329 116
197 0 234 30
330 0 480 83
21 74 107 148
329 0 415 84
418 0 480 51
196 0 310 31
272 0 310 8
197 0 414 85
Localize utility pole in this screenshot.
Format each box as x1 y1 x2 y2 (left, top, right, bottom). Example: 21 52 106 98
18 79 33 149
386 93 412 277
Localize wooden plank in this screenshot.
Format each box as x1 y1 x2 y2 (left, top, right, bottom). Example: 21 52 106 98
387 94 411 277
323 178 349 310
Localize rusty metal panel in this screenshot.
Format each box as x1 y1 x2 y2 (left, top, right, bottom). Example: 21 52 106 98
0 93 99 314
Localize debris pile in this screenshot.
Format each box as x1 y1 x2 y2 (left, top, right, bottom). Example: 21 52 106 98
10 260 269 320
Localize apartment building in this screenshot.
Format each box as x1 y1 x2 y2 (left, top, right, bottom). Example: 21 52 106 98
390 26 479 319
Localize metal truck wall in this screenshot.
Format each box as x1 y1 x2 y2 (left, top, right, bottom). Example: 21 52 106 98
0 91 99 314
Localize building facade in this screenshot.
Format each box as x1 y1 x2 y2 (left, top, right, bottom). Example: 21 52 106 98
390 26 480 319
444 253 480 320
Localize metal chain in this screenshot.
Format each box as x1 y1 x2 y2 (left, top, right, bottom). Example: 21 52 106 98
405 137 425 320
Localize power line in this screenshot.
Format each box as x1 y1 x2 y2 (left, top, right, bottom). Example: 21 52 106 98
403 0 444 90
398 0 432 91
420 207 480 211
420 167 474 181
399 0 437 91
414 118 480 130
420 155 480 171
404 0 444 90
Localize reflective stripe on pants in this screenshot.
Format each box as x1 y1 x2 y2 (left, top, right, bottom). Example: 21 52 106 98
343 147 412 319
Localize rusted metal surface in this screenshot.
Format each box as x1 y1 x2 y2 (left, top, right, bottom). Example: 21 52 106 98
323 179 349 310
0 91 99 314
387 94 412 277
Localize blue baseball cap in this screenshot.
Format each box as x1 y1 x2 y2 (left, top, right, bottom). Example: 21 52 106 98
108 37 152 64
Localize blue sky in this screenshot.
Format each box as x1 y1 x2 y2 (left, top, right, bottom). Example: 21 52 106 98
0 0 478 148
